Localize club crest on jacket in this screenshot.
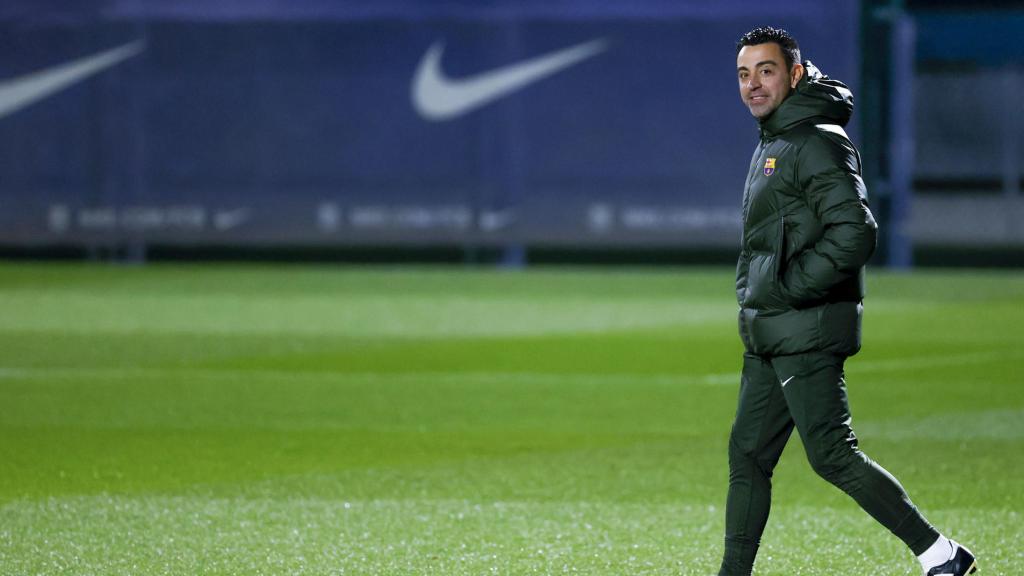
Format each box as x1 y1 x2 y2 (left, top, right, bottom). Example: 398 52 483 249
764 157 776 176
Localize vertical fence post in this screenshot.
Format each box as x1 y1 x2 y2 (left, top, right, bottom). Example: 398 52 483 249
887 12 915 269
1003 66 1022 199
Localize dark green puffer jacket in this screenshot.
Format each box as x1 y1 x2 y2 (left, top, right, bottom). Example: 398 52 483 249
736 62 877 357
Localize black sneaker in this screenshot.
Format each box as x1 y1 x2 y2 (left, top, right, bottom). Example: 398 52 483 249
926 541 977 576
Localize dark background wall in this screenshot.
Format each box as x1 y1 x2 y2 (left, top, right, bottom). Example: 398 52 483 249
2 0 1021 265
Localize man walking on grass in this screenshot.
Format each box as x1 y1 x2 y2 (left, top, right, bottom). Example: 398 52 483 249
719 26 977 576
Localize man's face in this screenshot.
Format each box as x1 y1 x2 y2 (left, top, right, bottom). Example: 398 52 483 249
736 42 802 120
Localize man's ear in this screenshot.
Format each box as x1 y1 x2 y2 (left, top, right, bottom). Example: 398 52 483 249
790 63 805 89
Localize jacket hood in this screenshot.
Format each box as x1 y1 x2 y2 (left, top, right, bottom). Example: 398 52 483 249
759 61 854 137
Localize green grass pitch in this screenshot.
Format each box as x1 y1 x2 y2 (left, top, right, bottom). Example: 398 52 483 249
1 262 1022 575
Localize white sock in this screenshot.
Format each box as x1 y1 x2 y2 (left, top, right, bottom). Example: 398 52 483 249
918 535 954 571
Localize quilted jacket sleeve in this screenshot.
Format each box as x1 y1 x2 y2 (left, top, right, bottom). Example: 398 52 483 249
781 131 877 305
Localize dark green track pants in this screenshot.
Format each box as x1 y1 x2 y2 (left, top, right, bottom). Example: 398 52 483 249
718 351 938 576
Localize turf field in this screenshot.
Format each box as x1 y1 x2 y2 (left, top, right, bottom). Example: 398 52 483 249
0 262 1021 575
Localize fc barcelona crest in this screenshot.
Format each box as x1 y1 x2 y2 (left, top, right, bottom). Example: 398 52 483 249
764 157 776 176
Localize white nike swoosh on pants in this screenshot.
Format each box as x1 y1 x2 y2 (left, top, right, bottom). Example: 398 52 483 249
0 40 145 120
411 38 608 121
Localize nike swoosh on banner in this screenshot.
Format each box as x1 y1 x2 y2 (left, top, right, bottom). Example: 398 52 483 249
412 38 608 121
0 40 145 120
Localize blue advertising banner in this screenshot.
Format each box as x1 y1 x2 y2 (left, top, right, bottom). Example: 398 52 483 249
0 1 859 248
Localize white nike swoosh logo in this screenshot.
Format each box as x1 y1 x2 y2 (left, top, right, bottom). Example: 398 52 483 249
0 41 145 120
411 38 608 121
781 376 795 387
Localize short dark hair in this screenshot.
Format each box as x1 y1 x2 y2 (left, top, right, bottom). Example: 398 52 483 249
736 26 801 71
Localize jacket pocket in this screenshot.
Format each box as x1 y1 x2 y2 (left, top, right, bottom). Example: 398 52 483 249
774 215 785 280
